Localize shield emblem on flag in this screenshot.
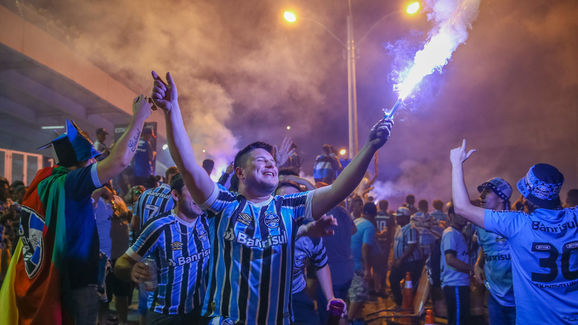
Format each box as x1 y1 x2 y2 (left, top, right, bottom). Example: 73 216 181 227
18 205 45 279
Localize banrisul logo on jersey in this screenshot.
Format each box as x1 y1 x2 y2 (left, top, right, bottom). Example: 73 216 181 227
224 227 288 249
19 206 45 278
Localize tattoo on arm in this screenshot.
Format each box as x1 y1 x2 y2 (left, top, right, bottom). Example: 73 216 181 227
128 128 140 152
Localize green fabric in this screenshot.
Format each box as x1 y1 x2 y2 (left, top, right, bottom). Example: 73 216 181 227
37 166 69 268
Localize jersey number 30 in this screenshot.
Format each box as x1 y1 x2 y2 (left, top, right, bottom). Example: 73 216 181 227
531 241 578 282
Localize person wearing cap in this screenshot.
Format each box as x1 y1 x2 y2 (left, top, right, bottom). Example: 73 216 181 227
0 95 152 324
94 127 110 160
450 139 578 324
389 206 423 308
473 177 516 325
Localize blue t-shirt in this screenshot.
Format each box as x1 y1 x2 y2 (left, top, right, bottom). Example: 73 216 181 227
200 183 312 325
64 164 102 289
440 227 469 287
351 218 375 272
485 208 578 324
323 206 355 285
476 226 515 307
127 213 211 315
292 235 327 294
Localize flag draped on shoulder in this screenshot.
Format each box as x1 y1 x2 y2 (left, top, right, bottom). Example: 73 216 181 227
0 166 72 325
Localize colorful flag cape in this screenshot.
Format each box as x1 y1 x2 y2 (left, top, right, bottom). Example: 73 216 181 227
0 166 72 324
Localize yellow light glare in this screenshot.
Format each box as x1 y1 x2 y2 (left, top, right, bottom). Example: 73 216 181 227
339 148 347 156
286 125 291 130
406 2 420 15
283 11 297 23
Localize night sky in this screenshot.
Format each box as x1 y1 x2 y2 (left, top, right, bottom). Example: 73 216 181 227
6 0 577 206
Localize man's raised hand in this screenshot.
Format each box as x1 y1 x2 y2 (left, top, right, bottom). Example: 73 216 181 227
275 136 295 167
151 71 178 112
368 118 394 150
132 94 153 121
450 139 476 166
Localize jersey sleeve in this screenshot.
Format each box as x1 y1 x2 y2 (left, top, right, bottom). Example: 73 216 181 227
125 218 167 260
484 209 525 239
66 163 102 200
441 231 457 255
311 238 328 270
280 191 313 224
200 183 237 216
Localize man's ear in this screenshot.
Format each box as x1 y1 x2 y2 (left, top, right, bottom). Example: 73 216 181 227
235 166 245 180
171 189 179 201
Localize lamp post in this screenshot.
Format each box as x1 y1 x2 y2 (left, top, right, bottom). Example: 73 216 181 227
284 1 420 159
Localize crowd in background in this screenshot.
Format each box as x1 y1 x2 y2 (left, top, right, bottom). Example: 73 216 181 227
1 127 577 325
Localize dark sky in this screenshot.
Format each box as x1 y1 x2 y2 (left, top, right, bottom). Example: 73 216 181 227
7 0 577 206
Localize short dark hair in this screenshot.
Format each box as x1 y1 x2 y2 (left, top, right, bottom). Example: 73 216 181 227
233 142 274 168
432 199 444 210
202 159 215 171
363 202 377 216
170 173 185 193
418 199 428 212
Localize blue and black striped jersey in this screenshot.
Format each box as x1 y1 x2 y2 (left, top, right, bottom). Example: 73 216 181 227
393 223 422 262
126 213 211 315
133 183 174 233
201 184 313 325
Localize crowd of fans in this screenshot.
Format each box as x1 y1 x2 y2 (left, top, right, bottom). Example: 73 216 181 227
1 73 577 325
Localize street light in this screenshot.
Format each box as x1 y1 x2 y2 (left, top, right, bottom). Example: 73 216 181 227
283 2 420 159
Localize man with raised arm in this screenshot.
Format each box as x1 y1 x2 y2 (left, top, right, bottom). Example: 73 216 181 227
150 71 393 325
0 95 152 324
450 139 578 324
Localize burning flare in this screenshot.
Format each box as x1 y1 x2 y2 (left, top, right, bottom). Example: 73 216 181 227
389 0 481 116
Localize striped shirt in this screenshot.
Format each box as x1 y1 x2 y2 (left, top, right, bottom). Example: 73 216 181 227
134 183 174 233
126 213 211 315
292 235 327 294
393 224 422 262
201 183 313 325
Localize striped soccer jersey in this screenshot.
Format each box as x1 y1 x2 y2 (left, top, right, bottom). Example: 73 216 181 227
201 184 313 325
126 213 211 315
134 183 174 233
393 223 423 262
292 236 328 294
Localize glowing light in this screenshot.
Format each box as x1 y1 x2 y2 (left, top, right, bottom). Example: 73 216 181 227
162 144 168 151
202 149 206 153
339 148 347 156
286 125 291 130
41 125 64 130
406 2 420 15
283 11 297 23
394 0 481 100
